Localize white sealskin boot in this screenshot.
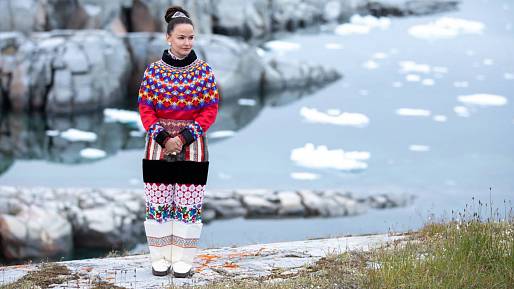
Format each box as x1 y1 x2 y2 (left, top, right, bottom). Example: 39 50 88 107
144 220 173 276
171 220 203 278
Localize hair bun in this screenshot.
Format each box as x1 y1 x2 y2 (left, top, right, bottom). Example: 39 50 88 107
165 6 190 23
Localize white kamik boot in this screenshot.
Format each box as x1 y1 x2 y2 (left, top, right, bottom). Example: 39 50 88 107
144 220 173 276
171 220 203 278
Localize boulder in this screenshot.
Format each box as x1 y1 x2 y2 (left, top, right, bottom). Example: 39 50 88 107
0 205 72 260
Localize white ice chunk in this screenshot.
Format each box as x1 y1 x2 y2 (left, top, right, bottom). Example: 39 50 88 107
325 43 344 49
363 60 379 69
60 128 97 142
300 107 370 127
453 81 469 88
209 130 236 139
457 94 507 106
422 79 435 86
454 106 470 117
408 17 485 40
504 73 514 80
46 130 60 137
290 143 370 171
406 74 421 82
399 61 431 74
264 40 301 51
290 172 321 180
238 98 257 106
80 148 106 159
409 145 430 152
395 108 431 117
433 115 447 122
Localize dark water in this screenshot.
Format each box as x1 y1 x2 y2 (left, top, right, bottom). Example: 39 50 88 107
1 0 513 249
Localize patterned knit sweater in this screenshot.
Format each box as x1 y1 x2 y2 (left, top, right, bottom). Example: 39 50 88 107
138 49 220 148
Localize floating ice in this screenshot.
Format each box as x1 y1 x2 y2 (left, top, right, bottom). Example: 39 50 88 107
363 60 379 70
209 130 236 139
504 73 514 80
373 52 388 59
406 74 421 82
103 108 144 130
422 79 435 86
290 143 370 171
482 58 494 66
130 130 145 137
454 106 470 117
453 81 469 88
325 43 344 49
238 98 257 106
335 14 390 35
264 40 301 51
60 129 97 142
300 107 370 127
290 172 320 181
457 94 507 106
409 145 430 152
46 130 60 137
392 81 403 88
395 108 431 117
408 17 485 40
399 61 431 74
433 115 447 122
80 148 106 159
335 23 370 35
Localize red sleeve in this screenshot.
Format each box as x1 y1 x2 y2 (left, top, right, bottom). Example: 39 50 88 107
138 66 158 131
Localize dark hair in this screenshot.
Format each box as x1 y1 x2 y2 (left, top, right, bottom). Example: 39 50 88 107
165 6 194 34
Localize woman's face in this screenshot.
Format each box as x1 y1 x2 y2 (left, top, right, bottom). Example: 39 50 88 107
166 23 195 58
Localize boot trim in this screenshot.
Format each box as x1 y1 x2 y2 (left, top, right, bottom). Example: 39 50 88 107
148 235 173 247
172 235 199 248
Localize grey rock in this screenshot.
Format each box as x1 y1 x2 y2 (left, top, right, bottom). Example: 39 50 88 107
0 205 72 260
205 198 247 219
276 191 305 216
241 195 279 217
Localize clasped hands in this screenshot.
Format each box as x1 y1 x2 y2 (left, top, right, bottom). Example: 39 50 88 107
164 136 183 156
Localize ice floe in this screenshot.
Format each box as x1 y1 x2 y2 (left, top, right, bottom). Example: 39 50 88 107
422 79 435 86
409 145 430 152
406 74 421 82
457 94 507 106
238 98 257 106
408 17 485 40
363 60 379 70
60 129 97 142
290 172 321 180
453 81 469 88
300 107 369 127
325 43 344 49
433 115 447 122
395 108 431 117
209 130 236 139
264 40 301 51
454 106 470 117
290 143 370 171
80 148 106 159
335 14 390 35
399 61 431 74
482 58 494 66
504 73 514 80
103 108 144 130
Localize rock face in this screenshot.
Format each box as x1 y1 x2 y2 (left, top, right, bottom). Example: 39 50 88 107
0 30 131 114
0 185 415 260
0 1 460 38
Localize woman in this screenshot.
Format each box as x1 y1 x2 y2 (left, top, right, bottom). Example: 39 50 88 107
138 6 219 278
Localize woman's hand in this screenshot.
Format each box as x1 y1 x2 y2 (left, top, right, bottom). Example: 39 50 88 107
165 136 183 155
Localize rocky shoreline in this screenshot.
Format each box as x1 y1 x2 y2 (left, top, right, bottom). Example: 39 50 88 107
0 185 414 261
0 232 406 288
